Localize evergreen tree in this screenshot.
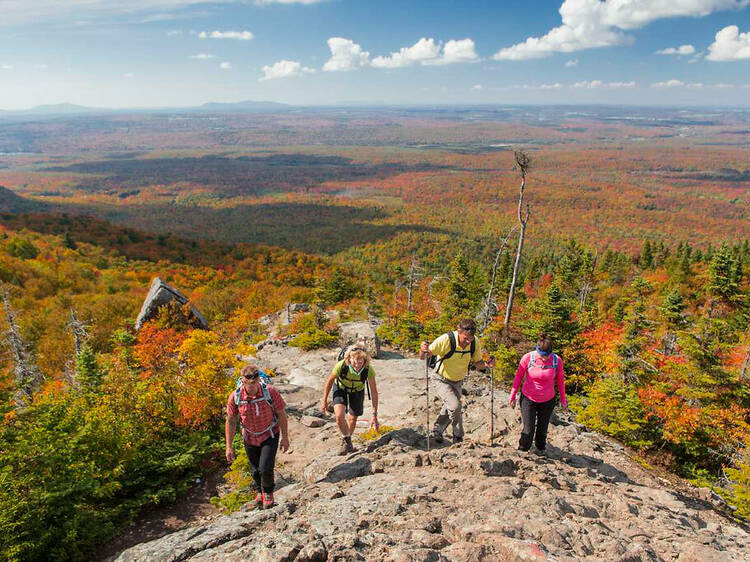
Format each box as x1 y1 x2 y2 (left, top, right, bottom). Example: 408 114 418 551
708 243 739 301
661 288 687 328
442 253 483 324
639 239 654 269
76 344 102 392
321 267 357 304
521 283 579 351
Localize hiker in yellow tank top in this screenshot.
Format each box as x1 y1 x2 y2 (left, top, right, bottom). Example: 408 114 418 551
420 318 495 444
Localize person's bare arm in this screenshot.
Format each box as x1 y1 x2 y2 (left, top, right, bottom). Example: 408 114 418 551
369 376 380 430
225 413 237 463
276 408 290 452
320 368 338 413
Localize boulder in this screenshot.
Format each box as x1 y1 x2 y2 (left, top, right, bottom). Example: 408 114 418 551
135 277 208 331
300 415 326 428
339 321 380 358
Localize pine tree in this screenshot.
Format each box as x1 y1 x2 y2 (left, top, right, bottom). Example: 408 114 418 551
708 243 739 300
661 289 687 328
76 344 102 392
443 253 483 324
521 283 579 351
639 239 654 269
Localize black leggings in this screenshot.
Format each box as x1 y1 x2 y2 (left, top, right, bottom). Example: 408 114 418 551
244 435 279 493
518 393 556 451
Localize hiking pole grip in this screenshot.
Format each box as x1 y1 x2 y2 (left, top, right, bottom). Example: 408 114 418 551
425 356 430 453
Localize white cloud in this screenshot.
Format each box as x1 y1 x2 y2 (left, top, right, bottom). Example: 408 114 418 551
1 64 13 70
371 37 478 68
260 59 315 81
166 30 182 36
656 44 695 55
36 64 49 69
189 53 215 59
573 80 636 88
714 82 735 87
220 61 232 70
323 37 370 71
439 38 479 64
199 30 253 41
540 83 563 89
471 84 482 90
493 0 748 60
651 79 685 88
565 59 578 67
687 82 704 88
706 25 750 60
372 38 441 68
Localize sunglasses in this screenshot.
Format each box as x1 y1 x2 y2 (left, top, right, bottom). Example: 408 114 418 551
243 372 260 380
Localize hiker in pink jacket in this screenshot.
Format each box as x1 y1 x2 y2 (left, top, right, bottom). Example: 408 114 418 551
509 334 568 453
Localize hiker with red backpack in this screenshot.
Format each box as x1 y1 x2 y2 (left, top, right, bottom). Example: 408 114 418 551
509 334 568 454
320 346 379 455
420 319 495 444
225 364 290 509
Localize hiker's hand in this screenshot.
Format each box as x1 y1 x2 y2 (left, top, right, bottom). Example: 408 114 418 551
280 436 290 453
509 398 516 409
320 398 328 414
420 341 430 355
561 404 569 413
486 356 496 368
370 413 380 431
225 447 236 463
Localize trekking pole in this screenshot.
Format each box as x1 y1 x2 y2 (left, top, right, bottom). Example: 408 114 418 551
489 364 495 446
425 356 430 453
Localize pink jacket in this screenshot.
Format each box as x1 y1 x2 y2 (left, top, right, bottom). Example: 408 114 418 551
509 351 567 406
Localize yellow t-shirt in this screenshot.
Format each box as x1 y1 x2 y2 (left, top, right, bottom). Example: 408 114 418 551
429 331 483 382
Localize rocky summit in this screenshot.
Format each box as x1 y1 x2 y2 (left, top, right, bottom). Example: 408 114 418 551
115 348 750 561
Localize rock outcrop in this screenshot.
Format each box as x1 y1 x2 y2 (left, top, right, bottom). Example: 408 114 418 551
135 277 208 331
114 348 750 562
338 321 380 358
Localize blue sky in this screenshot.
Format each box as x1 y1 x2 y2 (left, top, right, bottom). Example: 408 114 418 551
1 0 750 109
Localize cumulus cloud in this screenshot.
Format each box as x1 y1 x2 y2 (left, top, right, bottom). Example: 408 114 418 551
565 59 578 67
323 37 371 71
706 25 750 60
371 37 478 68
540 83 563 89
190 53 215 59
656 44 695 55
260 59 315 81
220 61 232 70
651 79 685 88
471 84 482 90
573 80 635 88
199 30 253 40
493 0 748 60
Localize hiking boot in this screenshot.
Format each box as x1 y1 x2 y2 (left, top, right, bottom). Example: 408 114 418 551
432 430 444 444
262 492 275 509
453 436 464 444
338 436 351 455
254 491 263 509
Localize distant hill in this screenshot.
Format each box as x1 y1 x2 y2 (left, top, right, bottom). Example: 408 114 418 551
0 100 290 118
0 186 46 213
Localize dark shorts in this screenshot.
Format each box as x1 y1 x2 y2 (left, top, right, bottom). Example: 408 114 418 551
332 382 365 417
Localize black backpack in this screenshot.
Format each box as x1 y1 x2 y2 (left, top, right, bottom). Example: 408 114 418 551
429 331 476 373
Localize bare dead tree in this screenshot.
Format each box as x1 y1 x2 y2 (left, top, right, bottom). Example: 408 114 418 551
579 248 599 312
69 308 88 357
406 255 424 311
477 225 517 333
503 150 532 333
2 286 43 409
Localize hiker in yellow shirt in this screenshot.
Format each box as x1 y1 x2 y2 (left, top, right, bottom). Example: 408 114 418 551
420 318 495 444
